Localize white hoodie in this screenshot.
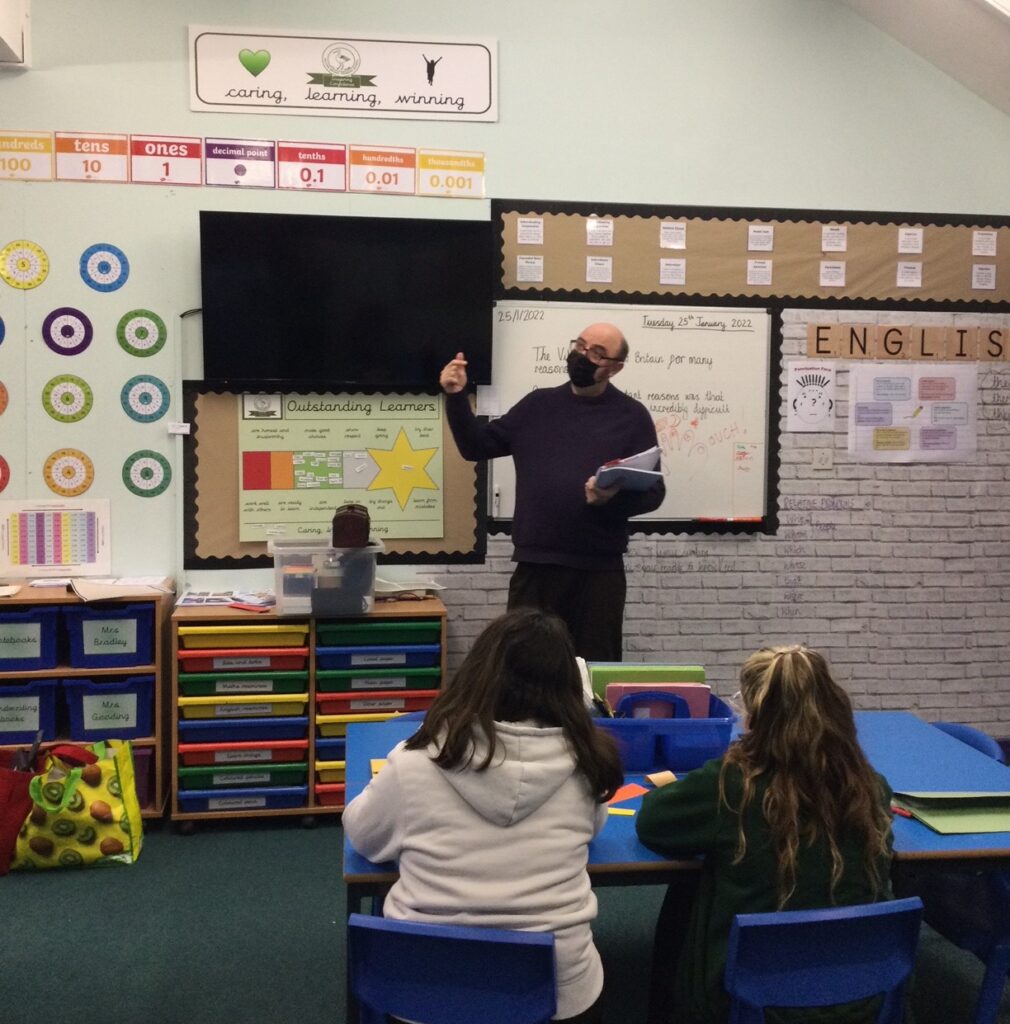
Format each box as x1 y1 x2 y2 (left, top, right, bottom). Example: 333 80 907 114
342 720 608 1019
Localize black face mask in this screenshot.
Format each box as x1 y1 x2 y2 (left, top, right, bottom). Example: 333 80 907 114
566 350 599 388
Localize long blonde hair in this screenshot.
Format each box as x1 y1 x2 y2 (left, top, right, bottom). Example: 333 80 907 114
719 646 892 908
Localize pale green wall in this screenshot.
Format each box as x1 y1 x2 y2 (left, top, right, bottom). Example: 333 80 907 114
0 0 1007 583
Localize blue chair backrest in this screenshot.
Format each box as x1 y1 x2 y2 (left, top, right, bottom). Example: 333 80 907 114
932 721 1007 763
725 897 923 1024
348 913 557 1024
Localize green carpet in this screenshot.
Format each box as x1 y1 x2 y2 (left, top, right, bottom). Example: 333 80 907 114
0 822 1006 1023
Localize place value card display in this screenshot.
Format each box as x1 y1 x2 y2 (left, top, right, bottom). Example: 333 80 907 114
55 132 129 183
204 138 276 188
0 132 54 180
277 141 346 192
416 149 484 199
130 135 203 186
348 145 415 194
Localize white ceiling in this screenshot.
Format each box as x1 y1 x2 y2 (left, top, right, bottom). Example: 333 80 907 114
837 0 1010 116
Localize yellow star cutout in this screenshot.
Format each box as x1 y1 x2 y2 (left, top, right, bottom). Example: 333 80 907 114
367 429 438 509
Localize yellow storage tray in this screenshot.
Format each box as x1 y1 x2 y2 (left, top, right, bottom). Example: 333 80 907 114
177 624 310 649
178 694 310 719
316 711 400 736
315 760 346 783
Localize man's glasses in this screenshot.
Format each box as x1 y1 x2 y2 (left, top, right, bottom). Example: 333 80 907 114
570 338 625 365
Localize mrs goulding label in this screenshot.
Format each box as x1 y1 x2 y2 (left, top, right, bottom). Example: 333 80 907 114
190 26 497 121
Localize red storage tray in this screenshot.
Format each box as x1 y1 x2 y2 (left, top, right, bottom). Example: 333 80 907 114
315 689 438 716
315 782 346 807
177 647 308 672
177 739 310 766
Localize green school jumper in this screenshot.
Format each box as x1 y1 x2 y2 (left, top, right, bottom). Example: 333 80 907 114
636 759 895 1024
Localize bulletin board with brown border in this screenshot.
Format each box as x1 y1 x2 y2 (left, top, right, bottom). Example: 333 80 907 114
182 384 486 570
492 199 1010 307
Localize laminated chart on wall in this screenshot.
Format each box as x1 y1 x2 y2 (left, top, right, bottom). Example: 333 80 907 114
236 392 445 542
43 448 94 497
42 307 93 356
42 374 93 423
121 375 170 422
122 450 172 497
0 239 48 289
847 362 978 462
117 310 167 357
0 498 111 577
79 242 130 292
489 301 772 522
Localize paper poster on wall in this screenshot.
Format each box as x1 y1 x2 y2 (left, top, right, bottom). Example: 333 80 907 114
189 26 497 121
786 363 835 432
237 393 445 542
0 499 111 577
847 362 977 462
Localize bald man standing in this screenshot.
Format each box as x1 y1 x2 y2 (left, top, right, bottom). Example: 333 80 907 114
440 322 664 662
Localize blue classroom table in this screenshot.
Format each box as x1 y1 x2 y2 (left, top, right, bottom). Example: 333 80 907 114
342 710 1010 1018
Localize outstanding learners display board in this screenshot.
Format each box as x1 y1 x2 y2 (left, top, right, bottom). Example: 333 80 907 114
489 301 774 525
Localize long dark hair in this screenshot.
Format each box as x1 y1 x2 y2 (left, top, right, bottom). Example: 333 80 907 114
405 608 623 802
720 646 892 907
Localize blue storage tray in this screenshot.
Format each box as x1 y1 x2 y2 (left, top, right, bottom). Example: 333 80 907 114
315 737 346 760
0 606 60 672
0 679 59 744
176 785 309 812
596 695 735 773
316 643 440 669
62 602 154 668
63 675 154 741
177 715 309 743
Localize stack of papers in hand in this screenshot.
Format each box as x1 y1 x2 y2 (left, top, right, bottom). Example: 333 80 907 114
595 445 662 491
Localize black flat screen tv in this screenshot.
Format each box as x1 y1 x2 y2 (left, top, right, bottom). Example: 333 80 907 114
199 210 493 389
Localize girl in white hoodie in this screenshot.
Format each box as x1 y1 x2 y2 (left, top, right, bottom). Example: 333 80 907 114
342 608 624 1023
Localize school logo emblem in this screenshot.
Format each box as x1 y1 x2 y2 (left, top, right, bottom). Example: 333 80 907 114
310 43 375 87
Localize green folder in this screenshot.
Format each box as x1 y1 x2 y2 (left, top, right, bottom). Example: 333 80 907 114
892 791 1010 835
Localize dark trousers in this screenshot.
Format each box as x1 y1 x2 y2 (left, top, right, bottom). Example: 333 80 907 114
647 872 702 1024
507 562 627 662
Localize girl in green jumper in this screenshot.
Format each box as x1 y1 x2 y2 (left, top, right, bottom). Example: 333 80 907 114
636 646 894 1024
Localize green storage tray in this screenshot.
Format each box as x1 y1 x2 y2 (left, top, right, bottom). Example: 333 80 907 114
315 620 442 646
178 671 309 696
587 663 705 698
177 761 309 789
316 666 441 693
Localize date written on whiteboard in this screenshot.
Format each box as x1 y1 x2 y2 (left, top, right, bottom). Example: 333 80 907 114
497 308 545 322
641 313 754 331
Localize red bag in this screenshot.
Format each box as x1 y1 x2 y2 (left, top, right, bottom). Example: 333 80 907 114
0 750 43 876
0 744 96 876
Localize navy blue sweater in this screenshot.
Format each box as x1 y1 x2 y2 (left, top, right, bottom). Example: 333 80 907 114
446 384 664 570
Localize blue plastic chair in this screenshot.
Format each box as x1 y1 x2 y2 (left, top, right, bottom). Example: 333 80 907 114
347 913 557 1024
917 721 1010 1024
933 721 1007 763
724 897 923 1024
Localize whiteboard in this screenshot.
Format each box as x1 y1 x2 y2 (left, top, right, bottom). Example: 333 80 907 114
488 301 772 523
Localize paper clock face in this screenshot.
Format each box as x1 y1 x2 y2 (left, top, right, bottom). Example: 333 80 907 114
80 243 130 292
44 448 95 496
43 307 94 356
0 240 49 289
0 381 7 417
122 449 171 496
117 309 166 357
121 375 170 422
0 455 9 493
42 374 94 422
